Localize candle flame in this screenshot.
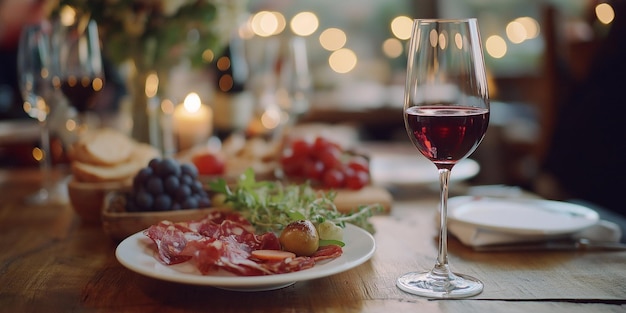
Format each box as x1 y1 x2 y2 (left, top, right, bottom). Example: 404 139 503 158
183 93 202 113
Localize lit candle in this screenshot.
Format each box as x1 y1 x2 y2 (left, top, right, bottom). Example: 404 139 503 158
145 72 160 150
172 92 212 151
160 99 176 158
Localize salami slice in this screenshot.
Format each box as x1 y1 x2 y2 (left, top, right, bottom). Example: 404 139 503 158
144 211 343 276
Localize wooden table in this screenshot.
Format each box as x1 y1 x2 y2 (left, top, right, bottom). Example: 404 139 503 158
1 167 625 313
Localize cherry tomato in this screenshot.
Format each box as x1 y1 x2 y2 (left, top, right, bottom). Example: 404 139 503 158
280 153 305 176
303 160 325 181
191 152 225 176
345 169 370 190
313 136 339 152
347 155 369 173
323 168 346 189
317 145 343 170
290 138 312 159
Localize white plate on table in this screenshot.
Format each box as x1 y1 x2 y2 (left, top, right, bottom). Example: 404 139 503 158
447 196 600 236
370 155 480 187
116 223 375 291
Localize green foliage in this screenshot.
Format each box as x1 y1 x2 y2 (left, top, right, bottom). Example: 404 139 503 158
208 168 380 234
54 0 245 71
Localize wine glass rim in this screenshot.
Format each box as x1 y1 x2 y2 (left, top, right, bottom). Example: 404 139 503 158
413 18 478 23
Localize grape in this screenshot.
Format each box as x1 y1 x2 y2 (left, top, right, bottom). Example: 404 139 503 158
180 174 194 187
153 194 173 211
198 196 211 207
126 158 211 212
148 158 160 171
317 220 344 241
181 163 198 178
133 167 153 190
171 202 182 211
181 197 198 210
157 158 181 178
191 180 203 193
146 176 164 195
175 185 192 202
135 189 154 210
163 175 180 195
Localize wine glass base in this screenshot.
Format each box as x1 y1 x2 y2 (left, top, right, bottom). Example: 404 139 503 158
397 271 483 298
25 181 69 206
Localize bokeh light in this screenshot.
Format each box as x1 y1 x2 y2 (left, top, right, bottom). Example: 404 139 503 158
319 28 347 51
596 3 615 24
506 21 527 44
329 48 357 73
486 35 507 58
382 38 403 58
391 16 413 40
251 11 279 37
290 12 319 36
515 16 540 39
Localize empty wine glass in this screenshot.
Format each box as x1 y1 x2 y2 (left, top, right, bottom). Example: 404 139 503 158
17 22 66 205
396 19 490 298
245 35 312 142
53 15 105 140
275 36 312 126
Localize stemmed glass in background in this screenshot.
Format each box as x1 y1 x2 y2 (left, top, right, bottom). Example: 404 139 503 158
396 19 490 298
246 35 312 142
17 22 65 204
275 36 312 128
53 15 105 140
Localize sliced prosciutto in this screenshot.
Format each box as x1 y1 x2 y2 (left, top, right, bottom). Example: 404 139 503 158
144 210 343 276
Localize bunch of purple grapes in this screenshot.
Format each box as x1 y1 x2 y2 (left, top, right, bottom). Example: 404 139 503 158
127 158 211 212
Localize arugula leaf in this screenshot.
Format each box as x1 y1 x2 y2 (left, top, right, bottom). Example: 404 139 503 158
207 169 380 234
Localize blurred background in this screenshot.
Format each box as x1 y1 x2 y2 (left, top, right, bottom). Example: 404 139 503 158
0 0 622 210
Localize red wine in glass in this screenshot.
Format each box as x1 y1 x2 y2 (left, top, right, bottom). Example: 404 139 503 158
60 77 103 112
405 105 489 167
397 18 489 299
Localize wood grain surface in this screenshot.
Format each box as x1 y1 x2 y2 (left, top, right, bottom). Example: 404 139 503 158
0 167 624 313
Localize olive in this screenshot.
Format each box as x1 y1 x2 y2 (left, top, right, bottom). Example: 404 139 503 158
279 220 320 256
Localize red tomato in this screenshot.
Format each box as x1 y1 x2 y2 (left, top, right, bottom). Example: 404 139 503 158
192 152 225 176
303 159 325 181
345 169 370 190
280 153 305 176
317 145 343 170
290 138 312 159
313 136 339 152
347 155 369 173
322 168 346 189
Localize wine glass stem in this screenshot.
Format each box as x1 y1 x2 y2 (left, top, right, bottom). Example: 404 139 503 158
39 119 53 192
435 168 451 273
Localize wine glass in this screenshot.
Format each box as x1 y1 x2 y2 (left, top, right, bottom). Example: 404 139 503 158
53 16 105 139
275 36 312 127
17 22 65 204
396 19 490 298
246 35 312 143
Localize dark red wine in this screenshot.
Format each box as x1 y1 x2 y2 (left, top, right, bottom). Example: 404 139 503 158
60 77 103 112
405 105 489 166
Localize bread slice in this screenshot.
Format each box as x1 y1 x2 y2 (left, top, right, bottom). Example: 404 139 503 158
71 128 135 166
72 143 160 183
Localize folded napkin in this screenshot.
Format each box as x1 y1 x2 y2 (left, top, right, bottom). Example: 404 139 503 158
449 219 622 247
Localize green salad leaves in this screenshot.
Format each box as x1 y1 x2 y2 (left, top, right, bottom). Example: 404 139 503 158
208 169 379 234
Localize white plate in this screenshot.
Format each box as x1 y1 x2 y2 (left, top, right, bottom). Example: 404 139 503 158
116 223 375 291
448 196 600 236
370 155 479 187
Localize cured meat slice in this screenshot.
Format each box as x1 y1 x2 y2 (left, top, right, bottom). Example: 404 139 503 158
144 211 343 276
312 245 343 262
